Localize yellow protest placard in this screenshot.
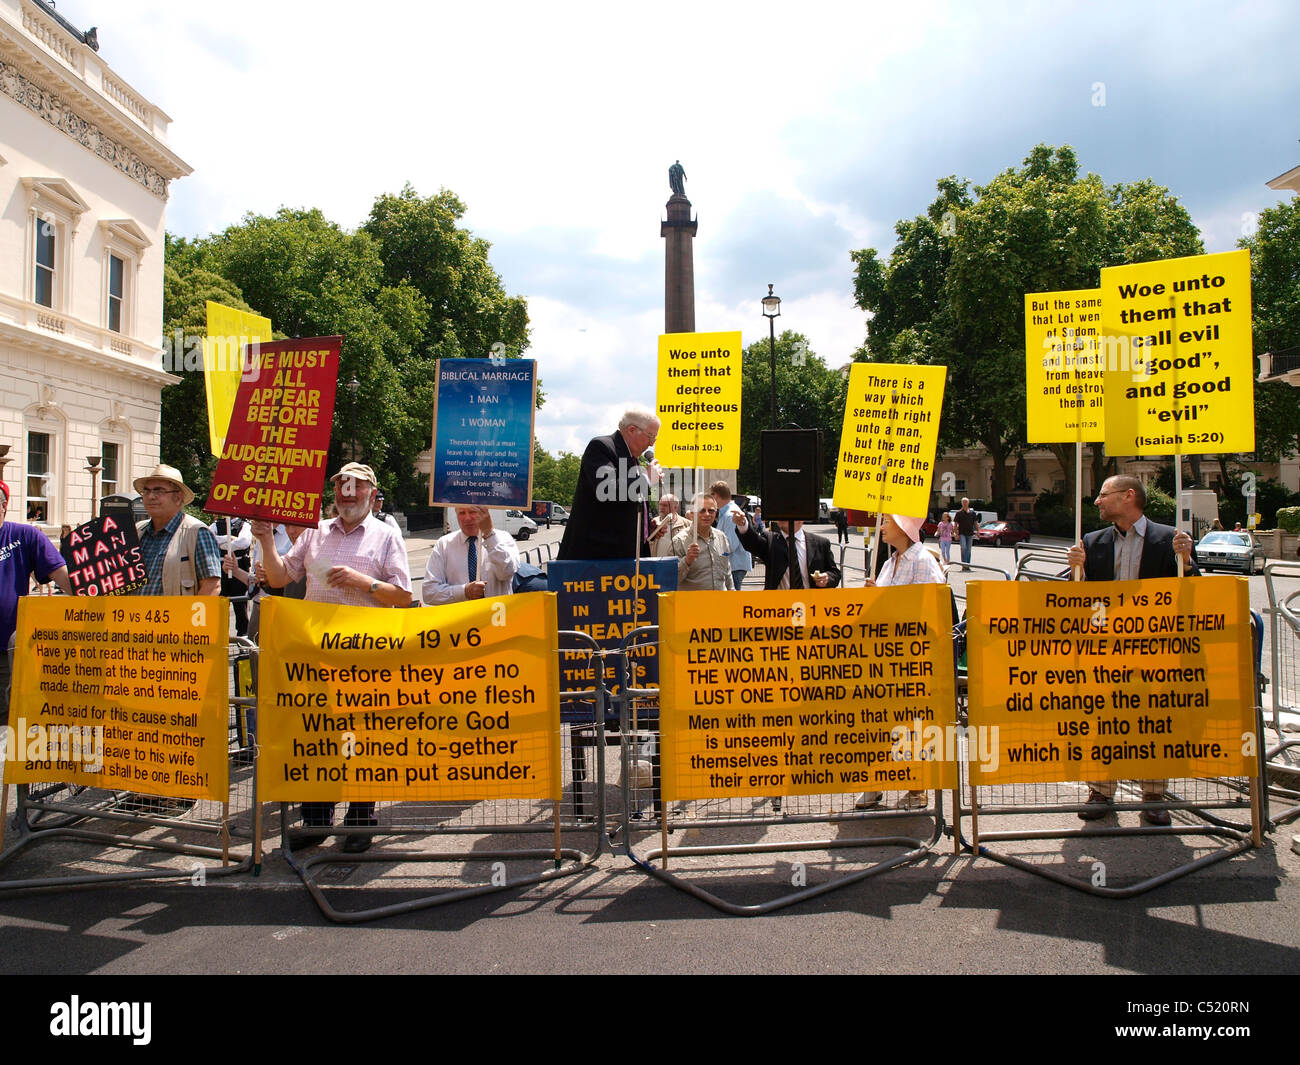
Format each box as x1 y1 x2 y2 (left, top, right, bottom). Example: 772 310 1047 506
655 331 742 468
5 597 229 800
257 594 561 802
965 578 1255 786
832 363 946 517
1101 249 1253 455
204 300 273 458
658 586 959 801
1024 288 1103 442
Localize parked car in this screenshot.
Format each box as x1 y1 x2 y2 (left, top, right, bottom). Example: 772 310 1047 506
1194 531 1264 574
974 521 1032 547
550 505 569 525
491 509 538 540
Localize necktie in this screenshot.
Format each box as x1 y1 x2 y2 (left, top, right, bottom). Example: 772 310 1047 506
467 535 478 581
790 537 804 589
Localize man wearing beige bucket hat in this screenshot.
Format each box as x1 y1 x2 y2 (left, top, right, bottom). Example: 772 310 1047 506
132 464 221 597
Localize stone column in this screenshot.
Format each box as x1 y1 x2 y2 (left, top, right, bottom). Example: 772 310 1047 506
661 194 697 334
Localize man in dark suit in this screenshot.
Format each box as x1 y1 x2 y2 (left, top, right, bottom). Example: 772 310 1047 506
558 407 659 561
1066 474 1197 826
734 512 840 589
1068 477 1197 582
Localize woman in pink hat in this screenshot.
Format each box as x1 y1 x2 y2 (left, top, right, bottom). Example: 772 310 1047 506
863 514 946 810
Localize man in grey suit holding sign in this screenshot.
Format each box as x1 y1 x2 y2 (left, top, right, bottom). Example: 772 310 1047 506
1066 474 1198 826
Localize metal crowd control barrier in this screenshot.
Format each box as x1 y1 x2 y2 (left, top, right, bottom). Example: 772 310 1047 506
614 625 951 916
0 636 259 893
1013 545 1073 582
956 610 1266 898
1263 561 1300 827
281 630 604 923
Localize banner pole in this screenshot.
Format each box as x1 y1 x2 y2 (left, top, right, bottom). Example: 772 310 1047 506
1175 456 1185 578
0 778 10 853
1073 442 1083 581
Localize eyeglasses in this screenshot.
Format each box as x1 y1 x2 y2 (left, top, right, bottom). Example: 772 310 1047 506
140 486 179 497
629 424 658 443
1095 489 1127 499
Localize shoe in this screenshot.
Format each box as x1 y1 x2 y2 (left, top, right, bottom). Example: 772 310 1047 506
1077 789 1113 821
295 828 330 848
855 791 883 809
341 812 378 853
895 790 927 811
341 832 374 854
1141 793 1171 827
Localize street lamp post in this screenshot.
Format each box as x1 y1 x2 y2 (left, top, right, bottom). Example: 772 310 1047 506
761 284 782 430
346 376 360 460
84 455 102 518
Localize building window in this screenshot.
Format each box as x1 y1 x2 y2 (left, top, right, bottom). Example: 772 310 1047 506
101 441 120 498
98 219 150 339
107 253 125 332
22 178 88 311
27 431 51 522
34 218 56 307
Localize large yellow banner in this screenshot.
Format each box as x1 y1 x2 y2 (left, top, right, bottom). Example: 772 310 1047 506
5 597 229 800
1101 249 1253 456
659 586 959 801
832 363 946 517
1024 288 1103 443
204 300 273 457
966 578 1255 786
257 594 561 802
655 331 743 468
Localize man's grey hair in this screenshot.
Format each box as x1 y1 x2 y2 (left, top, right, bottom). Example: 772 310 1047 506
618 406 660 431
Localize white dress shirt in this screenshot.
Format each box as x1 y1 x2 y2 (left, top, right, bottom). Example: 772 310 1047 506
422 526 520 605
1112 515 1148 582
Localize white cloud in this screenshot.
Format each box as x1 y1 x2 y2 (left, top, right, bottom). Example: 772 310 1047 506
46 0 1300 463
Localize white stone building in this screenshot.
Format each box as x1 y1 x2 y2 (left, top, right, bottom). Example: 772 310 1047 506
0 0 189 530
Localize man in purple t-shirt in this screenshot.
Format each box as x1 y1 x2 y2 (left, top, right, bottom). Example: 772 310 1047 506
0 480 72 723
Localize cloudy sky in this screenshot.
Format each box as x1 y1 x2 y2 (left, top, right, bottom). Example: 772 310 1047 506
56 0 1300 456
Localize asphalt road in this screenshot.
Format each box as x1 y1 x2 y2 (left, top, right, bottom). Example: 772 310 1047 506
2 519 1295 978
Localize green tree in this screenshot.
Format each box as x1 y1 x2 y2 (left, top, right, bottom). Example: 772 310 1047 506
853 145 1202 508
159 235 265 502
183 208 431 504
739 331 847 493
531 442 582 507
363 184 530 361
1240 197 1300 463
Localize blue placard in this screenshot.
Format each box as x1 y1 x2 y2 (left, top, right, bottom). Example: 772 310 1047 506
550 559 677 701
431 358 536 507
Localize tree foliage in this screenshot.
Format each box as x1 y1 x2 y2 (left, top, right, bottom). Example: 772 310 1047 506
739 331 847 494
1240 197 1300 462
160 235 265 499
162 189 529 508
531 443 582 507
852 145 1203 508
363 185 529 361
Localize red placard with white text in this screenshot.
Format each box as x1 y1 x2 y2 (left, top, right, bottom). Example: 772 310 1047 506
205 336 340 526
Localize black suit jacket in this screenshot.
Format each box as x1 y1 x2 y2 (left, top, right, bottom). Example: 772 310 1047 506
738 525 841 589
1081 520 1198 580
557 430 651 561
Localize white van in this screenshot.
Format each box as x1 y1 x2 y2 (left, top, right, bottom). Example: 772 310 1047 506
491 508 538 540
